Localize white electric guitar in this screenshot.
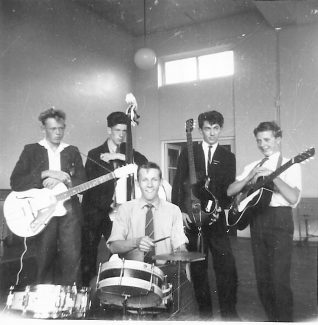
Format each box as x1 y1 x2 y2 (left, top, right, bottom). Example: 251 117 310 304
3 164 136 238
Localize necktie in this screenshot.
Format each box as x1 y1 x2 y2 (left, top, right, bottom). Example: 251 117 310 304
145 204 154 238
113 145 120 169
258 157 268 167
208 145 213 164
144 204 154 263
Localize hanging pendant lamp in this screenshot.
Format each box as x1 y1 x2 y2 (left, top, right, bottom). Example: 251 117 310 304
134 0 157 70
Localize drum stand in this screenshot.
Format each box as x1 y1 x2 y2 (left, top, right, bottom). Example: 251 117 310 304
170 260 181 317
121 294 130 320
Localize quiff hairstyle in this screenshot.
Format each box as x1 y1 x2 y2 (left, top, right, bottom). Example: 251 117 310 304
38 107 66 125
137 162 162 181
198 110 224 129
107 111 128 128
253 121 282 138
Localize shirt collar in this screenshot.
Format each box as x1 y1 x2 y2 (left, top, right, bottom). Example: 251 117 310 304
202 141 218 151
138 197 160 210
39 139 69 153
264 151 281 162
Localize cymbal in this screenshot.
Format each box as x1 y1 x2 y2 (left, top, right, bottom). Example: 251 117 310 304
152 251 205 262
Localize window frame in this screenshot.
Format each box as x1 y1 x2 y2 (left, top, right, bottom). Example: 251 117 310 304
158 47 234 87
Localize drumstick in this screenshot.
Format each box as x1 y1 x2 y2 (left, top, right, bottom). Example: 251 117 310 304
153 236 170 244
127 236 170 253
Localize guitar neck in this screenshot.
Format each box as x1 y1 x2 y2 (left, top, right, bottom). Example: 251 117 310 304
55 172 116 202
253 159 293 191
186 131 197 186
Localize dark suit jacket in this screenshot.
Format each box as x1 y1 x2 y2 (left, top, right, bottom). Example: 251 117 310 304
172 142 236 213
81 141 148 212
10 143 86 192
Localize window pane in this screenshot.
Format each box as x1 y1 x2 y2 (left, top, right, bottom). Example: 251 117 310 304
199 51 234 80
165 58 196 85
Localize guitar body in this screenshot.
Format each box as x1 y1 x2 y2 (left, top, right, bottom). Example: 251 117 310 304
183 178 218 228
3 183 68 237
4 164 136 238
228 180 274 230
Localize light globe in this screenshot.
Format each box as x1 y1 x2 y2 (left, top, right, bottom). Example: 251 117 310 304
134 48 157 70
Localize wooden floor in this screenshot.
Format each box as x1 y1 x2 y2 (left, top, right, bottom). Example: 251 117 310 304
0 235 317 322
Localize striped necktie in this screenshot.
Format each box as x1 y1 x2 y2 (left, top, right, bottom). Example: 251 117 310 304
144 204 154 263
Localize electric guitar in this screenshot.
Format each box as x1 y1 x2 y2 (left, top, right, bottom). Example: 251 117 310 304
3 164 136 238
184 118 219 228
228 147 315 230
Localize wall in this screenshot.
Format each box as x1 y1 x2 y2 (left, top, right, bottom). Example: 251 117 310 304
0 3 317 239
0 0 134 188
132 12 318 239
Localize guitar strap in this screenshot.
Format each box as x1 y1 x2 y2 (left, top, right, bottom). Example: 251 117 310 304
273 153 283 192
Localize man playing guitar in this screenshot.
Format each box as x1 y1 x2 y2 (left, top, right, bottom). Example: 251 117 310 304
172 110 239 320
227 121 302 322
10 108 86 285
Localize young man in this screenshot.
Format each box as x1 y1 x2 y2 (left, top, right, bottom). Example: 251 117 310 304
81 111 147 286
227 121 301 322
10 108 86 285
172 110 239 320
106 162 198 319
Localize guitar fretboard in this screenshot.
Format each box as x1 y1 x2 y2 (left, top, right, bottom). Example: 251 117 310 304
55 172 116 201
186 131 197 186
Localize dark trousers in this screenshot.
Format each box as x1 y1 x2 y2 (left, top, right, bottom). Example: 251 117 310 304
250 206 294 322
36 200 82 285
81 206 112 286
186 212 238 319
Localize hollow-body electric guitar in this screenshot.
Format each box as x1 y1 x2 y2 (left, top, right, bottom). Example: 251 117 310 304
4 164 136 237
227 147 315 230
184 118 219 228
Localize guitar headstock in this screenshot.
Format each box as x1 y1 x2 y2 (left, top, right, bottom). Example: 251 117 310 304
125 93 139 127
185 118 195 134
293 147 315 164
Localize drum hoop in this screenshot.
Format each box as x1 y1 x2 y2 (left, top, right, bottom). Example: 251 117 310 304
98 277 163 298
100 260 164 280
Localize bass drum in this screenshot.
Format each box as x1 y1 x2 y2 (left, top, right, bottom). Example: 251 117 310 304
97 259 165 309
5 284 90 319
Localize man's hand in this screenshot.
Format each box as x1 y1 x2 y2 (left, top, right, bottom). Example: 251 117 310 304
250 166 272 184
42 170 71 186
182 212 192 229
100 153 126 163
42 177 61 189
135 236 155 252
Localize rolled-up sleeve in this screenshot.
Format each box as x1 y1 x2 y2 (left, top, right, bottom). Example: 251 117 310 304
107 204 130 247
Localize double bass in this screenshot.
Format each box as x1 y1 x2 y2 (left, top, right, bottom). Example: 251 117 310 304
109 94 139 220
109 94 171 221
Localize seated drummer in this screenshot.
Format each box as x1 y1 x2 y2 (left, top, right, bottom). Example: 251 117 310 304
106 161 199 318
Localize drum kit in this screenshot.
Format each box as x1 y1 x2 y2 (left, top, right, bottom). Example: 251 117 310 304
4 284 90 319
4 251 205 319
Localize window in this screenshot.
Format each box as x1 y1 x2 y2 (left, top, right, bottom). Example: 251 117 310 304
160 50 234 87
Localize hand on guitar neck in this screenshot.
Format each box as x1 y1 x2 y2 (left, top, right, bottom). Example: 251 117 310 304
100 152 126 163
41 170 72 188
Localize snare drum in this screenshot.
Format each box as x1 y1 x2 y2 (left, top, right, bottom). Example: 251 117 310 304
97 259 165 308
6 284 90 319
